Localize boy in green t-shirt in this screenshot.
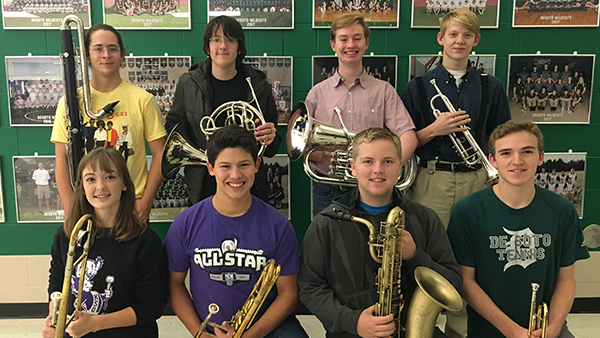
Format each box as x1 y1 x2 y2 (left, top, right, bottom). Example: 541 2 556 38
448 120 589 338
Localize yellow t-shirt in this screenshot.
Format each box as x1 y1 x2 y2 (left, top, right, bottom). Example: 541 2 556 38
51 81 166 198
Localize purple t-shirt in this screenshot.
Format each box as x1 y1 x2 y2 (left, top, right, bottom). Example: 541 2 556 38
165 196 300 326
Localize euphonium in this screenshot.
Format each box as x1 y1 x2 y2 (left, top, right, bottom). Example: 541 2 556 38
429 79 498 184
528 283 548 338
327 207 462 338
195 259 281 338
51 214 94 338
286 102 417 190
161 77 266 179
60 15 118 186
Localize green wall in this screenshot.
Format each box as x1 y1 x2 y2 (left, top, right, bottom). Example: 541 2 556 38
1 2 599 255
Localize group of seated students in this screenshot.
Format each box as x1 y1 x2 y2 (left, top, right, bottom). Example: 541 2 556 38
425 0 488 16
513 63 588 113
536 167 580 202
520 0 599 12
113 0 179 16
210 0 292 12
7 0 86 13
318 0 395 15
44 9 589 338
10 79 63 111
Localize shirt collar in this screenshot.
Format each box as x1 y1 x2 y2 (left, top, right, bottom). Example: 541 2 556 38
333 69 369 89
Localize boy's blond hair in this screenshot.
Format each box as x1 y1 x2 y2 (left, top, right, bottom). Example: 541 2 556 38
439 8 480 36
330 12 371 41
351 128 402 161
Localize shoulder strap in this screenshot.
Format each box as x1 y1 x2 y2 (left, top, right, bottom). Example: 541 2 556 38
415 76 434 125
475 73 488 143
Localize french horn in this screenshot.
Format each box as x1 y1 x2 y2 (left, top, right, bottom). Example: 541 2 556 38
286 102 416 190
161 77 266 179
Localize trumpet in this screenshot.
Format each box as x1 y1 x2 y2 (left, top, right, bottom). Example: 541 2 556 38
429 79 498 184
196 259 281 338
60 15 118 186
286 102 417 190
326 208 462 338
51 214 94 338
528 283 548 338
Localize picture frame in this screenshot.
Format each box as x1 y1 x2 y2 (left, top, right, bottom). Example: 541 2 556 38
507 54 595 124
243 56 293 125
146 156 189 222
312 55 397 88
208 0 294 29
537 152 586 219
262 154 291 219
102 0 191 30
411 0 500 28
13 156 64 223
312 0 399 28
1 0 91 29
408 53 496 82
513 0 599 27
119 55 191 124
5 56 66 127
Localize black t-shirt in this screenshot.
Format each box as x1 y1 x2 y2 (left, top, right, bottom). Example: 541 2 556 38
210 71 248 113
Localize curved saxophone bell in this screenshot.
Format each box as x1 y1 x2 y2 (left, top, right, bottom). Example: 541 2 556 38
195 259 281 338
51 214 94 338
429 79 498 185
405 266 463 338
286 102 417 190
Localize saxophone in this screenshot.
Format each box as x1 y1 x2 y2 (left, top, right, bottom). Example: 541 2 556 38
328 207 462 338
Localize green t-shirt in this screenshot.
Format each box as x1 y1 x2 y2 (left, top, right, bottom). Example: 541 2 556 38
448 185 589 337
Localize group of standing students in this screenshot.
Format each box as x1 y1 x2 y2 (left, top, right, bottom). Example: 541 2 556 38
43 7 589 338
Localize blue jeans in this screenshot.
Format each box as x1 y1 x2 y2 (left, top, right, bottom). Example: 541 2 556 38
265 315 309 338
312 182 350 216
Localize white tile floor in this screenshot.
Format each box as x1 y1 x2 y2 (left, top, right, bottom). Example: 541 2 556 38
1 313 598 337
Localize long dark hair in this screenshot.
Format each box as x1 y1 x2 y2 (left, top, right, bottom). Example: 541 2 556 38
63 147 145 242
84 24 126 58
203 15 246 65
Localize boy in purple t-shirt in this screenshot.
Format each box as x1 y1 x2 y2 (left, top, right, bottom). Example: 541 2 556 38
165 125 307 338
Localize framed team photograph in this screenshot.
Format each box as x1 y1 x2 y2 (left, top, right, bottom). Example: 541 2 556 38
6 56 66 127
1 0 90 29
313 0 399 28
243 56 293 124
146 156 189 222
119 55 191 124
102 0 191 29
263 154 290 219
513 0 599 27
536 152 586 219
13 156 64 223
411 0 500 28
507 54 595 124
208 0 294 29
313 55 397 88
408 53 496 82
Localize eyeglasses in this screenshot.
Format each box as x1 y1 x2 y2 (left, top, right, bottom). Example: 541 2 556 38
209 36 237 45
90 46 121 54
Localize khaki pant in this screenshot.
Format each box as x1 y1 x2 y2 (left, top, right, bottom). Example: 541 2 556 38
409 162 486 338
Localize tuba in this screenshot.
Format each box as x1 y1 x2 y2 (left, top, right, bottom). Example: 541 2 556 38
286 102 417 190
429 79 498 185
528 283 548 338
196 259 281 338
60 15 118 186
326 207 462 338
50 214 94 338
161 77 266 179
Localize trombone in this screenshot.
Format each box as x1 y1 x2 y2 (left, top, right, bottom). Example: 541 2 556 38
528 283 548 338
50 214 94 338
429 79 498 184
